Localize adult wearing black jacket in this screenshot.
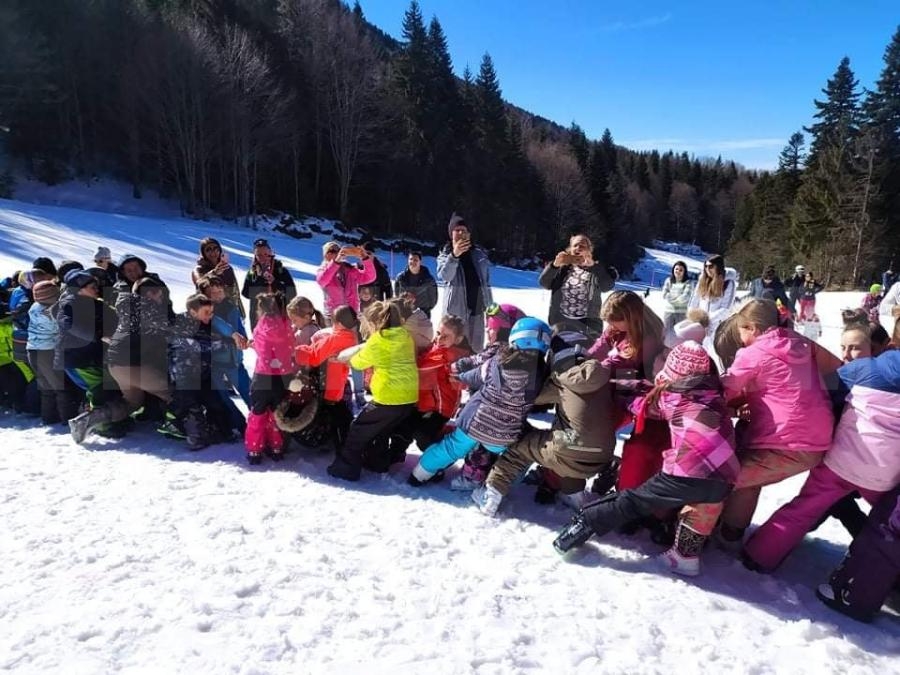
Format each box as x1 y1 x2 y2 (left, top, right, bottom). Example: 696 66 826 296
361 241 393 302
787 265 806 310
539 234 616 334
749 266 793 309
242 238 296 330
394 251 438 318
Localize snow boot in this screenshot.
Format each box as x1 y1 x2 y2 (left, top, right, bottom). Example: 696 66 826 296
327 455 361 482
553 512 594 554
472 484 504 517
68 406 113 444
407 463 445 487
658 520 706 577
183 406 211 451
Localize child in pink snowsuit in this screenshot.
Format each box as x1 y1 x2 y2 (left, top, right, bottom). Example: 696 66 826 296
743 342 900 571
246 292 295 465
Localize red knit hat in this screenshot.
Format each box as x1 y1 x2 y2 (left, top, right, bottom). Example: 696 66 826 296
655 340 711 385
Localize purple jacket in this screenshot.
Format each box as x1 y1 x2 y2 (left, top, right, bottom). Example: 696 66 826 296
635 375 739 484
722 327 833 452
315 258 376 316
824 351 900 492
456 353 543 447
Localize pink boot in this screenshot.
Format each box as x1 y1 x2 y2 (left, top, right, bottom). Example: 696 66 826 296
245 412 267 464
264 410 284 460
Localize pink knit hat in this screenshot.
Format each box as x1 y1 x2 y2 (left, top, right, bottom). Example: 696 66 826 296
485 303 524 331
655 340 711 385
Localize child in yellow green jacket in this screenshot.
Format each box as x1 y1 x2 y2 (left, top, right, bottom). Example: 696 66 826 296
327 301 419 481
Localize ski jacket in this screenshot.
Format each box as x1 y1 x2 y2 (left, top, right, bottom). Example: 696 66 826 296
251 314 295 376
416 343 471 418
722 327 833 452
662 278 693 315
394 267 438 314
824 351 900 492
436 244 492 318
26 302 58 352
54 292 117 369
349 327 418 405
295 326 357 403
242 258 297 324
315 258 376 316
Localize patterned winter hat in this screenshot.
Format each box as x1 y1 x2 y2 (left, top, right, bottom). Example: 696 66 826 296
32 280 61 306
485 303 525 331
93 246 111 262
656 340 711 385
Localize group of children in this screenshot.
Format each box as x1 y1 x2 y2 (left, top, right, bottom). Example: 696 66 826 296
2 245 899 625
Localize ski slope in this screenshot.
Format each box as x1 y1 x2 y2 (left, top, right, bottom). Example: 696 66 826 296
0 191 897 674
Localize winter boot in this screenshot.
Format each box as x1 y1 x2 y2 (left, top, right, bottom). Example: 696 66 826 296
472 484 504 517
658 520 706 577
183 406 211 451
327 455 362 482
553 512 594 554
591 457 621 496
68 406 113 444
407 463 445 487
263 410 284 459
245 411 267 465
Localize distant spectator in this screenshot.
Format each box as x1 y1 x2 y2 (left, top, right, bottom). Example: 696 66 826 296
539 233 616 335
882 266 896 291
787 264 806 310
315 241 376 325
192 237 244 318
749 265 793 309
242 238 297 331
878 279 900 335
661 260 693 335
93 246 119 286
437 214 493 349
688 254 736 355
394 251 438 318
861 284 883 324
361 242 393 301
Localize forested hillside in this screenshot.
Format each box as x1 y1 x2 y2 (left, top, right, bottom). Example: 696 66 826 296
1 1 897 282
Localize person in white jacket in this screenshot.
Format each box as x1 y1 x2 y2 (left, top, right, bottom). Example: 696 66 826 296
688 254 736 357
661 260 693 334
878 280 900 334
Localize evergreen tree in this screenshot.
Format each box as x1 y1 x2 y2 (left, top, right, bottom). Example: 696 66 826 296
862 25 900 267
474 53 507 145
805 57 861 166
568 122 589 173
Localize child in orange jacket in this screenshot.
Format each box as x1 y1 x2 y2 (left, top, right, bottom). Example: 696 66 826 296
290 305 359 448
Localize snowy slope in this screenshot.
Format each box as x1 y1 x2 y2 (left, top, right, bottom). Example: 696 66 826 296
0 198 898 674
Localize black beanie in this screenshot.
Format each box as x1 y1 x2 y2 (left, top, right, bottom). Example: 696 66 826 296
32 256 57 276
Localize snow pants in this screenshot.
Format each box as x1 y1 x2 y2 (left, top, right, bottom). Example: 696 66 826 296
743 464 886 570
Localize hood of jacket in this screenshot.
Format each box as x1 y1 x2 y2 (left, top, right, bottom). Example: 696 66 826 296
751 327 811 366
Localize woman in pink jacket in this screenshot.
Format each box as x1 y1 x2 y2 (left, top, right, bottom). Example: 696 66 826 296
315 241 376 324
692 299 834 549
743 339 900 571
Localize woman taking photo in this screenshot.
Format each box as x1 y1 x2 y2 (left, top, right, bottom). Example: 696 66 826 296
539 233 616 334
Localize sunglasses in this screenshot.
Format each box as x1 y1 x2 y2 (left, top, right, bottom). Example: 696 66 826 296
485 303 511 323
326 247 340 255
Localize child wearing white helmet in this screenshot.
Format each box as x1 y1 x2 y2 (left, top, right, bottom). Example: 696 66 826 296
408 317 551 486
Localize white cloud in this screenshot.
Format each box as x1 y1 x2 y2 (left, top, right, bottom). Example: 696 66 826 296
623 137 785 153
599 12 673 32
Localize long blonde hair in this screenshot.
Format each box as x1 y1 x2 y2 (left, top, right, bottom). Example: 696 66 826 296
600 291 664 367
697 254 727 300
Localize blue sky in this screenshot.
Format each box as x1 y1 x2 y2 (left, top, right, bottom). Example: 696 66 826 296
361 1 899 169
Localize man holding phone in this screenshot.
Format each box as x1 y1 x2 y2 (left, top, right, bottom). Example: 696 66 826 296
539 233 616 334
436 213 492 349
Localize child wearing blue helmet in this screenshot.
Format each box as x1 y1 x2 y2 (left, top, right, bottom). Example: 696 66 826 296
408 317 550 486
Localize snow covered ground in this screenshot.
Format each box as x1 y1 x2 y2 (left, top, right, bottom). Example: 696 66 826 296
0 192 898 674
